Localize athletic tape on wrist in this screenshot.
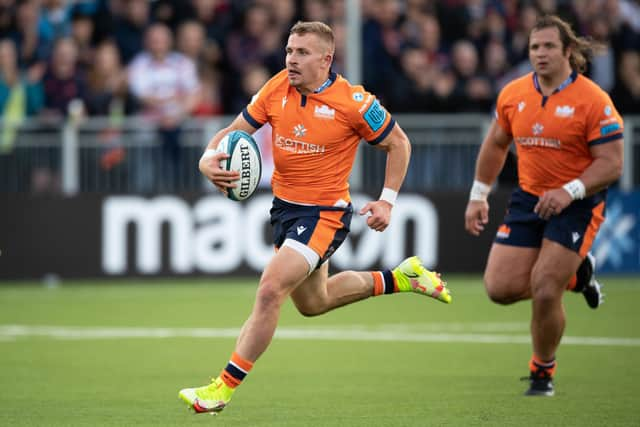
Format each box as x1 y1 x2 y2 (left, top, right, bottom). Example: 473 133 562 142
562 179 586 200
379 187 398 206
469 180 491 201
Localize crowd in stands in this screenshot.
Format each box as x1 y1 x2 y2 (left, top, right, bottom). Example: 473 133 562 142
0 0 638 126
0 0 638 193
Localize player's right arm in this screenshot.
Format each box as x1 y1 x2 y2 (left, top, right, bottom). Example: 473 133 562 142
199 114 259 195
464 120 512 236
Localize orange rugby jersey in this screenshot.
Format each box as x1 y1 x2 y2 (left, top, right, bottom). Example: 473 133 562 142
242 69 395 205
495 71 624 196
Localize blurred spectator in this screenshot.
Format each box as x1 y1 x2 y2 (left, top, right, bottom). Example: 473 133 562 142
225 3 282 75
84 40 130 116
448 39 492 112
416 13 449 69
362 0 404 100
127 23 200 191
0 0 15 38
151 0 190 31
176 19 220 70
11 0 52 69
588 16 616 92
230 63 269 113
84 40 131 172
331 20 346 74
0 38 43 152
610 50 640 114
189 0 232 47
192 67 222 116
485 7 509 45
271 0 297 31
509 4 538 66
483 39 510 93
387 46 435 112
40 0 72 41
302 0 330 22
328 0 345 23
70 8 95 71
41 37 86 119
176 19 223 117
113 0 149 64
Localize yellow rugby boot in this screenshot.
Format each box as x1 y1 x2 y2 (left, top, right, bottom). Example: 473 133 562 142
393 256 452 303
179 377 234 414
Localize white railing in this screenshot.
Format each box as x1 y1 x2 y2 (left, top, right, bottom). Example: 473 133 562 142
0 114 637 194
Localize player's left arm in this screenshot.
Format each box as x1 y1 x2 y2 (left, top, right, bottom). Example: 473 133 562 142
359 123 411 232
535 92 624 220
534 139 623 220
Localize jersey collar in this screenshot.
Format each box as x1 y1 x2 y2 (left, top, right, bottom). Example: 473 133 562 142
532 69 577 95
313 71 337 94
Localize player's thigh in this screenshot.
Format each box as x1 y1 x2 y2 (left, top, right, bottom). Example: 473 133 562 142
530 239 582 299
259 246 312 298
289 262 329 314
484 243 539 303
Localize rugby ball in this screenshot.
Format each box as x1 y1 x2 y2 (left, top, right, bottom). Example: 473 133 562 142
217 130 262 201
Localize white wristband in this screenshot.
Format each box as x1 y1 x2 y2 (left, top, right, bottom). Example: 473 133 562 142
562 179 586 200
200 148 218 162
379 187 398 206
469 180 491 201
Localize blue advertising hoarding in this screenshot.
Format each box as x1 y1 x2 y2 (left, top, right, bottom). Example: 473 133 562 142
593 189 640 273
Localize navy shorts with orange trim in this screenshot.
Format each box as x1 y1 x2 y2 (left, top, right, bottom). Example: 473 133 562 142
269 197 353 268
495 187 607 257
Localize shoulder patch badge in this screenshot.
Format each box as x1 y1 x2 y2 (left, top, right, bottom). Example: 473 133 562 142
363 99 386 132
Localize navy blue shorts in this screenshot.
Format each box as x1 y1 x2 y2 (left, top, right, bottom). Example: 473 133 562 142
269 197 353 268
495 187 607 257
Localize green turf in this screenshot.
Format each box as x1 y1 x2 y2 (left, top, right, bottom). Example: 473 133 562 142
1 276 639 426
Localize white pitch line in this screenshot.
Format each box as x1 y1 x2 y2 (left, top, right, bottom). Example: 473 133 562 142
1 325 639 347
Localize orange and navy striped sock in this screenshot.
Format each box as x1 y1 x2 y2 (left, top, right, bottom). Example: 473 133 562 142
371 270 399 296
220 352 254 389
529 355 556 378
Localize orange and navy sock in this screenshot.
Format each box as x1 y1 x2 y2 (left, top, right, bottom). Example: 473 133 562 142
220 351 254 389
529 355 556 378
371 270 399 296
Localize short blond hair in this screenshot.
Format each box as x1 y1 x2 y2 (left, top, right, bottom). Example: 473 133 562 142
290 21 335 53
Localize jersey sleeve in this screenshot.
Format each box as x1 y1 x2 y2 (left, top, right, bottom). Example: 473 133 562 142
242 73 281 129
585 90 624 146
349 88 396 145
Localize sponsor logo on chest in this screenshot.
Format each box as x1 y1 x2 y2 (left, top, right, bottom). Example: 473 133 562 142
314 104 335 120
554 105 574 118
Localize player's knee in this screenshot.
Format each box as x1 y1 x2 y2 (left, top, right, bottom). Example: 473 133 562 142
530 273 563 304
484 276 519 305
255 279 288 310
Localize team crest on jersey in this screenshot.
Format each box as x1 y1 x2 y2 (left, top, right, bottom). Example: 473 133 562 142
604 105 612 116
518 101 526 112
352 92 364 102
293 123 306 137
314 104 335 119
532 123 544 135
555 105 574 117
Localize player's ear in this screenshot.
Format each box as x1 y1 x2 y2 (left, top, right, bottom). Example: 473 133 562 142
325 53 333 65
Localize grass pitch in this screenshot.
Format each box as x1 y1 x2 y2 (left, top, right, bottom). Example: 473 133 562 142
1 276 639 426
